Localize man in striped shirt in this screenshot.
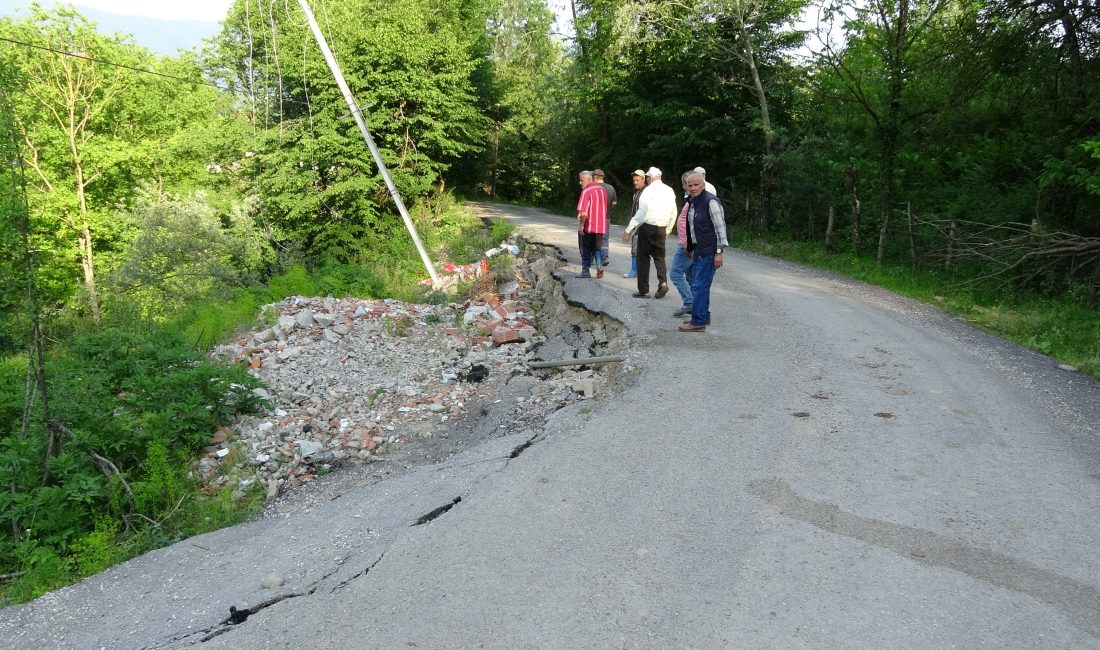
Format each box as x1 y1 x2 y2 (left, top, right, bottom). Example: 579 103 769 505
576 170 609 278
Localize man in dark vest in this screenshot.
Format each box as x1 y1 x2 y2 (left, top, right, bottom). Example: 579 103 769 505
680 170 728 332
622 169 645 278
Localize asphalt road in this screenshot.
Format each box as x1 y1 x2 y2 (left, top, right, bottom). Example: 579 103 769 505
3 203 1099 649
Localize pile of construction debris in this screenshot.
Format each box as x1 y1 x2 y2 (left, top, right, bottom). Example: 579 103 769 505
203 254 619 500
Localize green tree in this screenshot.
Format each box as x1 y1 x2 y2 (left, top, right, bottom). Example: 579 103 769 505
466 0 562 201
815 0 972 256
621 0 808 231
208 0 488 261
0 4 238 325
0 5 139 322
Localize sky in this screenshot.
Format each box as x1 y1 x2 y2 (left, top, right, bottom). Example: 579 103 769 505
26 0 234 21
0 0 576 53
1 1 820 58
0 0 233 53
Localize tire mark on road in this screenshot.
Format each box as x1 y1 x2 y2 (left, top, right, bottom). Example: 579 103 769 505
750 478 1100 637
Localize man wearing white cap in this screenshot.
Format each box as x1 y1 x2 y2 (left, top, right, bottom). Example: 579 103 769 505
622 169 646 278
622 167 677 298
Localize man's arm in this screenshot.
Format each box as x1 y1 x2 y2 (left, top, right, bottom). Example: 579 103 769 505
624 193 648 233
709 199 728 248
710 198 728 268
577 189 590 231
662 185 678 236
622 194 647 240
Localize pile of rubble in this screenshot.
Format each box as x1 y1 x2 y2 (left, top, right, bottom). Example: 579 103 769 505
203 276 608 500
418 243 522 291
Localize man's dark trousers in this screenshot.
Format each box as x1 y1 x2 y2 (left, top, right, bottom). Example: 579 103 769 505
635 223 668 295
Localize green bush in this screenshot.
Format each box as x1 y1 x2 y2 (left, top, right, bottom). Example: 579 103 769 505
0 325 265 605
490 218 515 243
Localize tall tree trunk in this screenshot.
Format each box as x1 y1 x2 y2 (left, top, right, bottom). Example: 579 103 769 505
1051 0 1087 112
490 122 501 197
878 0 908 261
71 144 101 322
906 202 917 272
844 166 862 253
1088 254 1100 309
946 218 958 271
877 203 891 266
734 0 777 235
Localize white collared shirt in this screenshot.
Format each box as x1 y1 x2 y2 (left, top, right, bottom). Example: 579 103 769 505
626 179 677 233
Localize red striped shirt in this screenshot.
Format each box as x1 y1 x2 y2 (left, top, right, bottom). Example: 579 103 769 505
576 184 609 234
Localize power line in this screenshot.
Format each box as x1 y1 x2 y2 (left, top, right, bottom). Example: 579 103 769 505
0 34 326 112
0 34 232 93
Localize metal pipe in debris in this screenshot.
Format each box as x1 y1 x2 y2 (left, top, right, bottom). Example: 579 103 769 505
528 356 624 369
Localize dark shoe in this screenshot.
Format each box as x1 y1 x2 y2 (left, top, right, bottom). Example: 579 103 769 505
673 306 692 317
602 259 610 266
654 284 669 299
632 292 650 298
678 323 706 332
575 273 592 279
596 268 605 279
683 318 711 325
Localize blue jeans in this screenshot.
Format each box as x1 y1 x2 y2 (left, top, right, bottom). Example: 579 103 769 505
689 253 716 326
670 244 694 308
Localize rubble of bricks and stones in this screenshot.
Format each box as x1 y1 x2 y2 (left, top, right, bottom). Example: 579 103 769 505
205 289 599 501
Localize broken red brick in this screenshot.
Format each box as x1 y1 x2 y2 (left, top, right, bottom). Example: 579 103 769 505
492 328 522 346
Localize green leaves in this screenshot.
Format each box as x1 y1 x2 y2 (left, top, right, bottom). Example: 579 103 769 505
0 322 267 602
208 0 489 261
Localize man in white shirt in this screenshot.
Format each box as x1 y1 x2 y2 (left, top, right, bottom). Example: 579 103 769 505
622 167 677 298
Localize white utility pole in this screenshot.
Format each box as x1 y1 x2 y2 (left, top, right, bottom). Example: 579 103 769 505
296 0 440 285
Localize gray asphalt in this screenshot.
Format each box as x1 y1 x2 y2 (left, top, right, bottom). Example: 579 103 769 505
3 203 1099 649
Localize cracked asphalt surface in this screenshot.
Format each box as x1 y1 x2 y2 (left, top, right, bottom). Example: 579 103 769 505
3 203 1099 649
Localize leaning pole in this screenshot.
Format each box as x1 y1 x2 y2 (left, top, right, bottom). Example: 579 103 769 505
296 0 440 286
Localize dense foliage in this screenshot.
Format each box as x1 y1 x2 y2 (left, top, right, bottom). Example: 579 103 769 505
204 0 488 261
0 0 1096 602
540 0 1099 289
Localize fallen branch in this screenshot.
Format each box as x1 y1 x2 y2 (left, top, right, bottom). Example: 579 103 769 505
88 450 135 507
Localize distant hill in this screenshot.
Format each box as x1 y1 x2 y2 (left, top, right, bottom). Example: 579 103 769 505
0 0 222 55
